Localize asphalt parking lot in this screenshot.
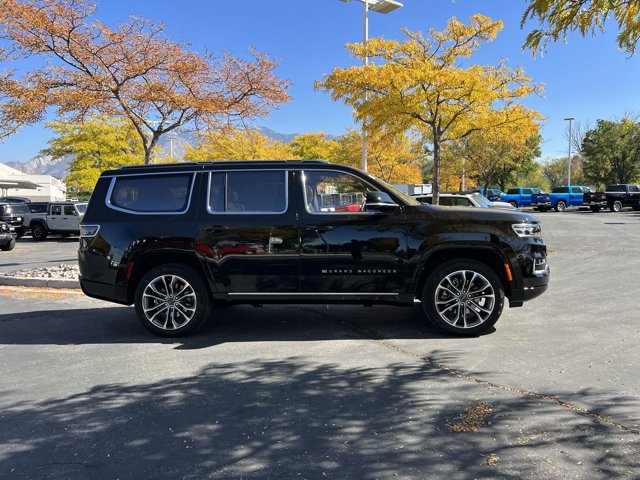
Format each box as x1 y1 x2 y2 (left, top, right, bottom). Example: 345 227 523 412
1 210 639 479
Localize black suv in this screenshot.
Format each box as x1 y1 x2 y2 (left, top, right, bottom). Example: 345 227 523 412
0 203 29 238
79 161 549 336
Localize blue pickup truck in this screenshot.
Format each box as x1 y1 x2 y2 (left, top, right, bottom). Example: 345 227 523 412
547 185 594 212
500 187 549 209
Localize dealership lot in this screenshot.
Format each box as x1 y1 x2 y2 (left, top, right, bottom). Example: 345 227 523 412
1 210 639 479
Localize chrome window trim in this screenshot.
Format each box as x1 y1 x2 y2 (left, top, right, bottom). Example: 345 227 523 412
206 170 289 215
105 172 197 216
301 168 391 216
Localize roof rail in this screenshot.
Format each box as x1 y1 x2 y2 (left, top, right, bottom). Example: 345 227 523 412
118 159 330 170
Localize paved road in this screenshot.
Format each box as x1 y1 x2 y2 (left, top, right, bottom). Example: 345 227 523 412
0 235 79 274
1 210 639 479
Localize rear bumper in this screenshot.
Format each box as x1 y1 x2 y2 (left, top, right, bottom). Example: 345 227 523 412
79 276 131 305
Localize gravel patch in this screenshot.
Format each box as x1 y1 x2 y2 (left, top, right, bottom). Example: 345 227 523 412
1 264 79 280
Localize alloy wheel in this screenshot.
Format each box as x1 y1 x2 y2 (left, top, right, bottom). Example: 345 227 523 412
141 274 197 330
434 270 495 329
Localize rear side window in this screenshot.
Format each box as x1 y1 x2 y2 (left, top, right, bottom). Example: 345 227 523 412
507 188 519 194
109 173 193 213
208 171 287 214
606 185 625 192
553 187 569 193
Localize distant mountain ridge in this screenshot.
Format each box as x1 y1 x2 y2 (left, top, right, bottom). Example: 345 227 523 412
1 127 329 177
4 155 71 179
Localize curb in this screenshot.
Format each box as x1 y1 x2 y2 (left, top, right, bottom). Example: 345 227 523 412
0 275 80 289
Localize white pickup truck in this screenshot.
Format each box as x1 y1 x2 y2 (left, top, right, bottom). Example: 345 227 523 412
24 201 87 240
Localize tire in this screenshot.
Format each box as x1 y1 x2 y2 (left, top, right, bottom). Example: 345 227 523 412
0 238 16 251
555 200 567 212
508 201 518 209
31 223 48 241
421 259 505 335
611 200 622 213
632 205 640 211
590 206 601 213
15 228 25 239
134 264 211 336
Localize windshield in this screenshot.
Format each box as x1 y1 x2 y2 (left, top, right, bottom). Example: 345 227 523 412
365 174 421 206
471 194 492 207
76 203 87 214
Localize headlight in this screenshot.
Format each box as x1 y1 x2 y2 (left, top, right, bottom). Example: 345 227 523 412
512 222 541 238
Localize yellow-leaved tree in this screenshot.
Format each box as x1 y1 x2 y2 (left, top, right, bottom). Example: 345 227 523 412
183 128 295 161
42 115 144 191
522 0 640 55
336 130 423 184
316 14 543 204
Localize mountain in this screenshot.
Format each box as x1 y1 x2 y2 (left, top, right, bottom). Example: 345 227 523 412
4 155 72 179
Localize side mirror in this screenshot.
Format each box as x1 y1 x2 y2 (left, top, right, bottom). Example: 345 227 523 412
365 191 399 213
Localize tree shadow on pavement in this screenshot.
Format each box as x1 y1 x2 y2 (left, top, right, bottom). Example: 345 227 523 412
0 304 487 348
0 357 638 479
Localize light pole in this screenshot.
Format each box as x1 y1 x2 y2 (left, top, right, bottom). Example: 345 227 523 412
564 117 575 186
338 0 403 172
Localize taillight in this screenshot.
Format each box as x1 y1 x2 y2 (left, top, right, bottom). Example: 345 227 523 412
0 215 10 221
80 225 100 237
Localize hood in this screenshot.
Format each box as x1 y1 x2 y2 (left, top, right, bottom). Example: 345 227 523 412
409 203 539 224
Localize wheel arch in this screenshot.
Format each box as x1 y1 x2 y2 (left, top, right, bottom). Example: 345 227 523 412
125 251 211 304
413 245 512 301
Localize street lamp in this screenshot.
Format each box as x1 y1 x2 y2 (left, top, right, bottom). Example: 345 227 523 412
339 0 404 172
564 117 575 186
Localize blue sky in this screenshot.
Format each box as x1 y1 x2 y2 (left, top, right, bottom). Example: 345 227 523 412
1 0 639 163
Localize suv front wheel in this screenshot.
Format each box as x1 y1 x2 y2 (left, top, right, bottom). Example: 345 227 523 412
421 259 505 335
134 264 211 336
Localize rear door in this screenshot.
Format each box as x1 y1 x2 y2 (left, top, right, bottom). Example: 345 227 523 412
196 168 300 295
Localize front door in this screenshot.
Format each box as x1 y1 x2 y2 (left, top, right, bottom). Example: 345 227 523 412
298 169 407 296
196 169 300 296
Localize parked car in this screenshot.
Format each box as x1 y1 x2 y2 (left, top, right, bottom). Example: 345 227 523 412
413 192 516 210
0 221 16 251
24 201 87 240
546 186 594 212
78 160 550 337
475 188 505 202
583 184 640 212
500 187 548 209
0 203 29 238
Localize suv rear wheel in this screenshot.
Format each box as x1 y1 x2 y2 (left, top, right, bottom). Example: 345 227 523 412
31 223 48 241
134 264 211 336
421 259 504 335
611 200 623 212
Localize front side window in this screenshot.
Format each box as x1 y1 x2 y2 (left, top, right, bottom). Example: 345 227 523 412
208 171 287 214
110 173 192 213
629 185 640 193
303 171 372 213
